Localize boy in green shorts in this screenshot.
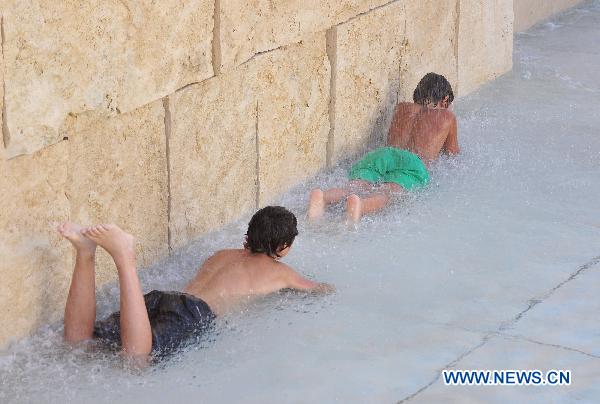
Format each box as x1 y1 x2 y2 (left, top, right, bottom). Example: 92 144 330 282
308 72 459 223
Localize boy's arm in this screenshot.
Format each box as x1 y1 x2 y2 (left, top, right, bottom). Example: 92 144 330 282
442 113 459 155
280 266 335 294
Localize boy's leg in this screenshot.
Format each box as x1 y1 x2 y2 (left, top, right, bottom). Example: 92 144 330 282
308 188 346 220
82 224 152 358
308 181 373 220
59 223 98 343
346 194 389 223
346 183 402 223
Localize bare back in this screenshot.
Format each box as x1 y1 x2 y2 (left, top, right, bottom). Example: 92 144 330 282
183 249 322 316
387 102 458 164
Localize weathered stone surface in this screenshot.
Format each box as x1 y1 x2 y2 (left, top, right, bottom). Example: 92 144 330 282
66 101 168 285
0 142 71 348
514 0 583 31
2 0 213 158
458 0 513 96
330 2 406 162
398 0 458 102
169 69 258 249
1 33 5 161
219 0 390 70
256 35 330 204
169 34 329 239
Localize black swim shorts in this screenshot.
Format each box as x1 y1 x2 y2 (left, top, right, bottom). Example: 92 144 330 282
93 290 215 356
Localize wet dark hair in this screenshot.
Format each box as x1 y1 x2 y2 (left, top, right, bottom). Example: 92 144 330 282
245 206 298 258
413 72 454 106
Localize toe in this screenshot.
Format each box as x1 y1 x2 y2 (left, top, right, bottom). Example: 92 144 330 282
98 224 114 233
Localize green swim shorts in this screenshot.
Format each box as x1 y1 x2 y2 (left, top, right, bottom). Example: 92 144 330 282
349 147 429 190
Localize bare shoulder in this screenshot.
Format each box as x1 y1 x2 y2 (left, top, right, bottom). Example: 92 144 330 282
442 109 457 131
265 259 295 274
264 260 302 282
395 102 421 114
213 248 244 256
421 108 455 125
202 248 243 265
206 248 237 259
439 108 456 122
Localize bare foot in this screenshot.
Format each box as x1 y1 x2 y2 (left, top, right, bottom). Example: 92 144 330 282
82 224 136 268
346 194 363 224
308 189 325 221
58 222 96 256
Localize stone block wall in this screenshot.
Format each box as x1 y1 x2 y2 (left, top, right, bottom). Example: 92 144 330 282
514 0 584 31
1 0 213 158
459 0 513 95
0 0 519 347
65 102 169 285
0 143 71 346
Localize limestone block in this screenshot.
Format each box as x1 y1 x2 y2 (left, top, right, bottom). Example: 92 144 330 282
458 0 513 96
0 142 71 348
2 0 213 158
1 31 4 161
219 0 390 70
66 101 168 285
169 69 258 249
398 0 458 102
330 2 406 162
514 0 583 31
256 35 330 204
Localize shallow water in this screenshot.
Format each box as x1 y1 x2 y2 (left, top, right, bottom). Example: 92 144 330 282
2 2 600 403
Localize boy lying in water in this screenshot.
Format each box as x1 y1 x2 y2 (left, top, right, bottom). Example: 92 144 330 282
308 72 460 223
58 206 333 362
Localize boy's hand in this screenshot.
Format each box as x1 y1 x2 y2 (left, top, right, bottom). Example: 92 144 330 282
311 282 336 294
